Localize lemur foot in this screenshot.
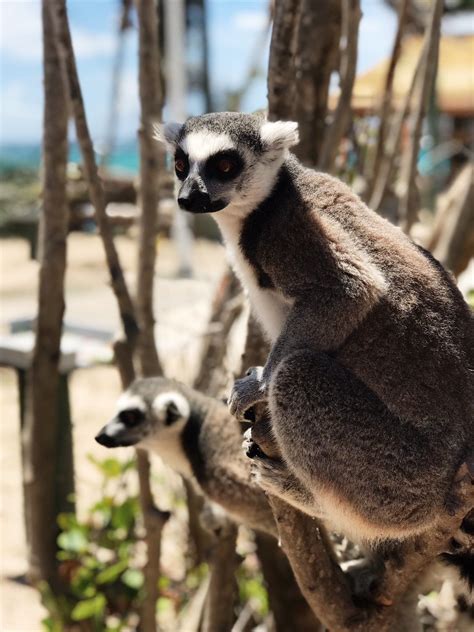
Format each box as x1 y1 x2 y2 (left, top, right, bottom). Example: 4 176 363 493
229 366 267 421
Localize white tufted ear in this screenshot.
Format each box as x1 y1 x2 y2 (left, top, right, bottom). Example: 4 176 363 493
153 391 190 426
260 120 299 151
153 121 184 148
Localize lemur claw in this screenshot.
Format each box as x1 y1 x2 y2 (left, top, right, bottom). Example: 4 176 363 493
229 366 267 421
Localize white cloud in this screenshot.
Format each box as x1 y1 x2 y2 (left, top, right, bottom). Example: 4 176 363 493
0 1 114 63
233 10 268 32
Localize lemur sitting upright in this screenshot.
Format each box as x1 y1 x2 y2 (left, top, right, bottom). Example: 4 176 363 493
95 377 277 537
156 112 473 568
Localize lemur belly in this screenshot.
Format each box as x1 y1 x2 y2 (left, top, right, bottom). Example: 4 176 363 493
215 213 293 342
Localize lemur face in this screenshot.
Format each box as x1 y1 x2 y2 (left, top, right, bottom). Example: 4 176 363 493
155 112 299 214
95 379 191 450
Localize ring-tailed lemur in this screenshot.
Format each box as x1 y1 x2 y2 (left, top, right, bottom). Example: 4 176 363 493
95 377 276 537
156 112 473 584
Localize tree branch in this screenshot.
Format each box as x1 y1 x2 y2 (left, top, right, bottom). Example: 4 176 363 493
365 0 409 202
398 0 443 233
50 0 139 345
319 0 361 173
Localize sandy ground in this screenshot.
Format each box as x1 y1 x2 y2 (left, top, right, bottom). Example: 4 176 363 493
0 233 227 631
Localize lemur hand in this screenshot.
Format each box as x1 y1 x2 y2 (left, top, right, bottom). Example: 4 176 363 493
229 366 267 421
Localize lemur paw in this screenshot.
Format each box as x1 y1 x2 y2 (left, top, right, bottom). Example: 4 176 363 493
249 453 288 497
229 366 267 421
242 428 266 459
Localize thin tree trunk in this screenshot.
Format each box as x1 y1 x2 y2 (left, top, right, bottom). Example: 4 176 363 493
50 4 168 630
22 0 70 590
267 0 301 122
365 0 409 201
319 0 361 173
368 41 425 213
135 0 164 378
202 521 239 632
135 3 169 628
399 0 443 233
292 0 341 166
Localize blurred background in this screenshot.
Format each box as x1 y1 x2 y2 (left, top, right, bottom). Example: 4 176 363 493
1 1 473 630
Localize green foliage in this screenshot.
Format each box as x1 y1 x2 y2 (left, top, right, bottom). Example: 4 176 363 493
41 456 144 632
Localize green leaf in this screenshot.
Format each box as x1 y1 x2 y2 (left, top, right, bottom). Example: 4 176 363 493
71 593 106 621
121 569 144 590
87 455 123 478
57 528 88 553
157 597 173 615
96 560 128 585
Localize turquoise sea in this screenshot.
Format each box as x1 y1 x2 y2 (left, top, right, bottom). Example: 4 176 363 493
0 139 140 175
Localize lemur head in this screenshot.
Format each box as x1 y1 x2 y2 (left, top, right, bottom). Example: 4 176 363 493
155 112 299 215
95 378 193 475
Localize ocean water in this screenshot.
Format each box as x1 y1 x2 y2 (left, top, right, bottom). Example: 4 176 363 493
0 139 140 175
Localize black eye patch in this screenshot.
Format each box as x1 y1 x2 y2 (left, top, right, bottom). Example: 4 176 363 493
119 408 145 427
174 147 189 180
205 150 244 182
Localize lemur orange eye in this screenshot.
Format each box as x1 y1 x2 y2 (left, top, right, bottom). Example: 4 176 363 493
175 158 186 173
218 159 233 173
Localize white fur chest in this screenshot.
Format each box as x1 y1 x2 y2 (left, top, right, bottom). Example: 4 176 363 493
214 213 293 342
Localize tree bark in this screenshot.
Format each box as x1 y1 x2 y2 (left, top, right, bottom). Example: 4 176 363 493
365 0 409 202
292 0 341 166
22 0 71 589
319 0 361 173
399 0 443 233
135 0 164 378
267 0 301 122
428 163 474 277
255 533 321 632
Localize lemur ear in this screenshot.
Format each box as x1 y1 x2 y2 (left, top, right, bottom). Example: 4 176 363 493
260 121 299 151
153 391 190 426
153 121 183 148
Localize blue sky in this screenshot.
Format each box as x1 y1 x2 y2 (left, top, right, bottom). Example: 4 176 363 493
0 0 466 145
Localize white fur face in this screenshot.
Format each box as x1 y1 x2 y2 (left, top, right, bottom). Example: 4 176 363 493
154 116 299 219
138 391 193 477
96 388 194 477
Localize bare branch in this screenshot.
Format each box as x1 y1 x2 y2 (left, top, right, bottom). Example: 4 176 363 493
399 0 443 233
369 41 425 213
319 0 361 172
23 0 70 589
50 0 139 345
365 0 409 199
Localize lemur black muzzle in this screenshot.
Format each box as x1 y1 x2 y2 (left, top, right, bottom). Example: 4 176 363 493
178 189 211 213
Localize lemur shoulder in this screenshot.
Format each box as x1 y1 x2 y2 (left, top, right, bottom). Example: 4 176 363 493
156 112 473 562
95 377 277 537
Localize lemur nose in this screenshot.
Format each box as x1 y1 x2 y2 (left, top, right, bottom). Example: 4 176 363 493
178 190 210 213
95 431 117 448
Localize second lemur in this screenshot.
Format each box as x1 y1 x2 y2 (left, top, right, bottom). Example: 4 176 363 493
157 113 473 552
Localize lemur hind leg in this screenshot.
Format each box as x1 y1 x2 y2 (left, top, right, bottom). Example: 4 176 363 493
268 349 446 539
